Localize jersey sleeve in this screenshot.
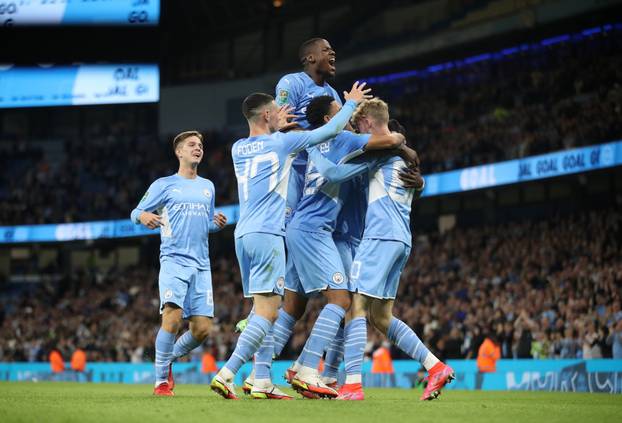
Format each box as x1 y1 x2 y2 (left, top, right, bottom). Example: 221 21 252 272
337 131 371 161
275 75 300 107
282 99 358 154
130 179 167 224
308 147 373 184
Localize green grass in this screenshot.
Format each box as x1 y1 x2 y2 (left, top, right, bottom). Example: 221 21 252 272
0 382 620 423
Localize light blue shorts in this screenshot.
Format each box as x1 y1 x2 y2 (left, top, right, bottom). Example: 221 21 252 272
350 239 411 299
284 250 305 295
335 238 359 277
285 227 350 294
159 259 214 319
235 233 286 298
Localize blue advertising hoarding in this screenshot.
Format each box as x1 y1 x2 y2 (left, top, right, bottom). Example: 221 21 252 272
0 0 159 26
1 359 621 393
0 64 159 108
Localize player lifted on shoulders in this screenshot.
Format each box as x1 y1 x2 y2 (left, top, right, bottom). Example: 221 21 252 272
239 37 347 396
209 81 372 400
276 37 342 221
130 131 227 396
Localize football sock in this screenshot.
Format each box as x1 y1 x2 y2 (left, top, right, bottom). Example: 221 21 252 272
223 315 272 378
253 329 274 381
172 331 201 360
387 317 439 370
344 317 366 384
154 328 176 385
322 325 344 380
301 304 345 371
272 309 297 356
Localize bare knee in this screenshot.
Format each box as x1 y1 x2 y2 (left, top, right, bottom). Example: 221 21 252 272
161 304 183 334
351 294 369 319
253 294 281 323
369 300 393 335
283 291 307 321
324 289 351 311
190 318 212 341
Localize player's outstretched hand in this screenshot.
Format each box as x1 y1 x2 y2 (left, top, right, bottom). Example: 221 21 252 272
139 212 162 229
343 81 373 104
213 212 227 229
277 105 300 132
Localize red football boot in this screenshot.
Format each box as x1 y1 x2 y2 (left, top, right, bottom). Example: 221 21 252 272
420 363 455 401
336 383 364 401
153 382 174 396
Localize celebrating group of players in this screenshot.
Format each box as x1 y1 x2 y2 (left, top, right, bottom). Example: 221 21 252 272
131 38 454 402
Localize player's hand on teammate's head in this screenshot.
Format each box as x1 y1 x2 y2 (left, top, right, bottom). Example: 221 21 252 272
343 81 373 104
213 212 227 229
277 105 300 132
398 166 425 191
139 212 162 229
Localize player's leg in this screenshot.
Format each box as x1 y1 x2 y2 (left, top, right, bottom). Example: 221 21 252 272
211 233 284 400
173 269 215 362
154 260 189 396
370 241 454 400
337 292 369 400
320 238 355 387
288 230 349 398
337 238 400 400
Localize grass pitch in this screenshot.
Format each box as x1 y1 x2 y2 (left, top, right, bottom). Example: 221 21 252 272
0 382 620 423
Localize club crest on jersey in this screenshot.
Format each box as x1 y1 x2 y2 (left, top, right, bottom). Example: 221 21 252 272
203 189 212 198
278 89 289 104
332 272 344 285
276 277 285 290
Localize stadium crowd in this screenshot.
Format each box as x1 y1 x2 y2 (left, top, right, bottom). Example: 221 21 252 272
1 31 621 225
1 207 620 363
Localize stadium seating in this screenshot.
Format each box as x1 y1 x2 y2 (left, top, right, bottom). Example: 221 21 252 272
1 207 619 362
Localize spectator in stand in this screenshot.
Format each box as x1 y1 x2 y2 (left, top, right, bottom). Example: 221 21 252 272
476 329 501 389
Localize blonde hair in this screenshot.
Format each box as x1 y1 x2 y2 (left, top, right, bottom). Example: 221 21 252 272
352 98 390 126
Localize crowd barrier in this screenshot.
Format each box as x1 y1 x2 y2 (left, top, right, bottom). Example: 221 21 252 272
1 359 620 393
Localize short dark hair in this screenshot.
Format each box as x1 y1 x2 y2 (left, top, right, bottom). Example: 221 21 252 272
305 95 335 129
242 93 274 121
388 119 406 136
173 130 203 153
298 38 323 65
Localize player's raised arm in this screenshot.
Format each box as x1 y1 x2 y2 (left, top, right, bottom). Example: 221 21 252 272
130 179 166 229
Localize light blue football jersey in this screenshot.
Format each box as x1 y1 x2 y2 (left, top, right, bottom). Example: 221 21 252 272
130 174 217 270
232 99 358 239
288 131 369 233
363 156 415 246
333 174 368 244
275 71 342 129
275 71 342 223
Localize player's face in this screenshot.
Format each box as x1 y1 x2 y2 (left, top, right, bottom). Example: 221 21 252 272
324 101 341 123
312 39 336 77
177 136 203 165
266 101 280 132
